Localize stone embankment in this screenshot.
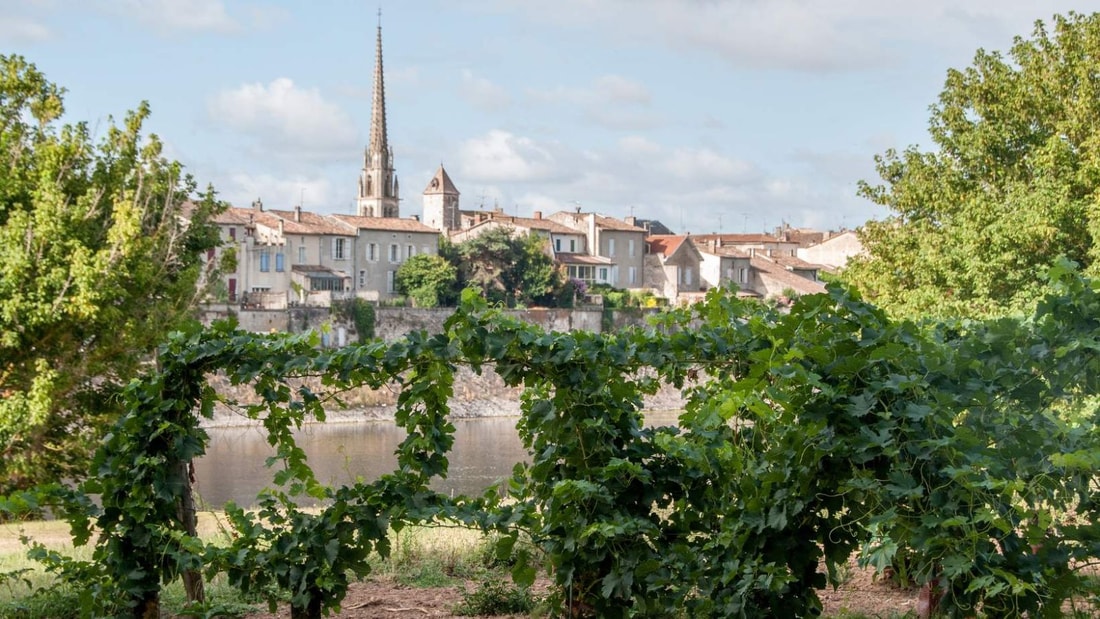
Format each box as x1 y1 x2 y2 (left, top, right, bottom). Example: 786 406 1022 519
202 366 686 428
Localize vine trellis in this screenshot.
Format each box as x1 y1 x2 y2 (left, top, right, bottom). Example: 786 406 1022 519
7 270 1100 618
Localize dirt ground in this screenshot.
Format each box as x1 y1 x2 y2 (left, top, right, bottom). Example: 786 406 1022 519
240 562 919 618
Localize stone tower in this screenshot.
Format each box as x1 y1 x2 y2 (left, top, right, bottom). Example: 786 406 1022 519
356 19 399 218
422 164 460 233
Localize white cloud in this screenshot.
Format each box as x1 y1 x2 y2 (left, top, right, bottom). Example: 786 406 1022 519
458 130 567 182
593 75 650 104
218 173 335 211
103 0 238 33
492 0 1089 72
0 15 51 43
618 135 661 156
665 147 758 183
207 78 359 163
526 73 655 130
459 69 511 111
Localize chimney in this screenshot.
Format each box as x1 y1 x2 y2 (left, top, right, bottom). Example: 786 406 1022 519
533 210 542 220
294 205 301 222
252 197 263 212
278 219 284 236
411 214 420 222
625 215 637 227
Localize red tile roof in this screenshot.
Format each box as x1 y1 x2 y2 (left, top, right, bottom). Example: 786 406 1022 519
750 257 826 296
333 214 440 233
268 209 356 236
647 235 687 257
465 216 578 235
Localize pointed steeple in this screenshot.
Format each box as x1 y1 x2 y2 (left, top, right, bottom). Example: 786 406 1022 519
368 18 387 163
357 11 400 218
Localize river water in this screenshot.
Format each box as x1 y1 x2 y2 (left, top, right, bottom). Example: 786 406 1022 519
193 411 681 508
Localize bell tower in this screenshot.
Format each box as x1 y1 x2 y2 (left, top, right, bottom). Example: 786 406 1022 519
356 13 400 218
422 164 460 232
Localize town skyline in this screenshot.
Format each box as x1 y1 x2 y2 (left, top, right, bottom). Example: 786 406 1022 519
4 1 1092 234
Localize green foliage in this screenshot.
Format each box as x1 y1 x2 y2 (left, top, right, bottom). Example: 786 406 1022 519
0 584 82 619
845 12 1100 319
396 253 459 307
7 265 1100 618
453 577 538 616
332 297 376 342
0 55 223 495
453 227 569 307
590 284 659 309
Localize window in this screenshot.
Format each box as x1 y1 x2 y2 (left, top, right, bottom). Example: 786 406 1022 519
569 239 576 252
608 239 616 256
628 239 635 257
358 270 365 287
298 245 306 264
680 267 694 286
739 267 748 284
389 244 399 263
229 227 237 240
275 252 285 272
555 238 562 252
628 267 637 284
406 244 415 260
259 249 270 272
598 267 609 282
386 270 396 293
567 265 595 283
334 238 347 260
310 277 342 292
368 243 378 261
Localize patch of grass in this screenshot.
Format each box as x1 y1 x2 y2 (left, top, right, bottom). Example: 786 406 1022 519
377 525 495 587
453 577 538 616
0 584 82 619
825 611 917 619
161 574 262 618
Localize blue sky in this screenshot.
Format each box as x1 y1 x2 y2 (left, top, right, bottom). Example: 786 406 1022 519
4 1 1093 234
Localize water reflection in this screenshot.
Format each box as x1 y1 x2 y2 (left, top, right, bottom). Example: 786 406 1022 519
193 411 681 509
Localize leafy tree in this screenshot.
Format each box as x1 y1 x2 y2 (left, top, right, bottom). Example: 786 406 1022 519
0 55 222 494
845 12 1100 319
396 253 458 307
454 227 567 307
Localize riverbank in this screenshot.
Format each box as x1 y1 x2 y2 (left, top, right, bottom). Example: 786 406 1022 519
200 366 688 429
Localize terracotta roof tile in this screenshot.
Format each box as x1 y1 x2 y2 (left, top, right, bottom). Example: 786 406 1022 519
465 216 578 235
267 209 357 236
332 214 440 233
750 257 826 296
647 235 687 257
212 207 259 225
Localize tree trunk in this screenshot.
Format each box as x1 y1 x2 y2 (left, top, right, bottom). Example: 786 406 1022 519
136 592 159 619
916 579 942 619
176 459 206 606
290 592 322 619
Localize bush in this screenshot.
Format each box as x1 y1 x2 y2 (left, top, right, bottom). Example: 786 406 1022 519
453 578 538 616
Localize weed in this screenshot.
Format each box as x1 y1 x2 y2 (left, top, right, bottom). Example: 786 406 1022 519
453 577 537 616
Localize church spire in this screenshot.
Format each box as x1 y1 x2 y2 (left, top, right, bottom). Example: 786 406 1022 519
368 14 387 162
357 10 400 218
